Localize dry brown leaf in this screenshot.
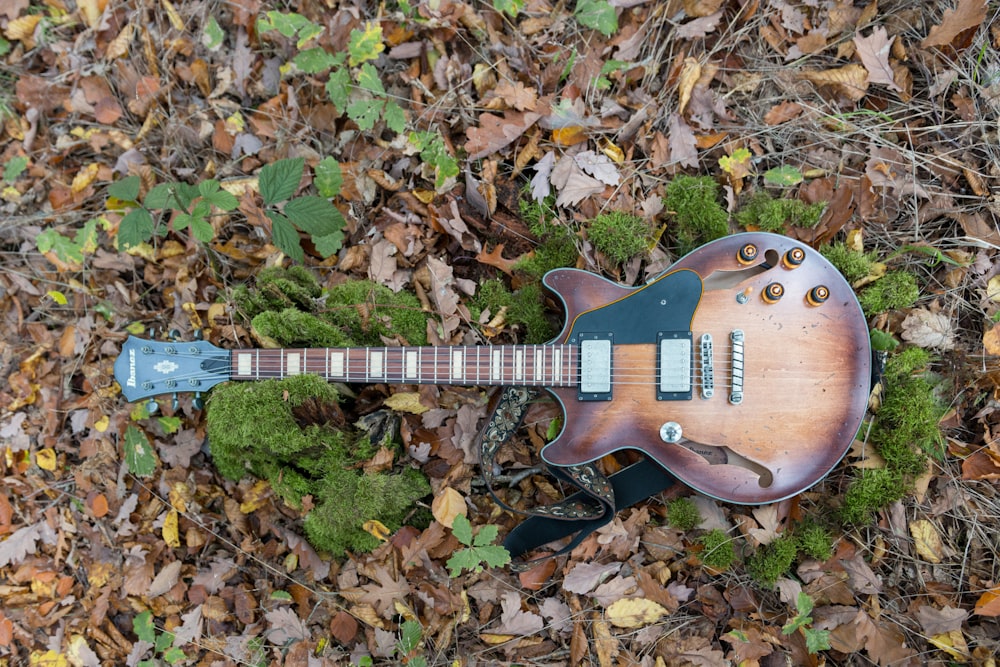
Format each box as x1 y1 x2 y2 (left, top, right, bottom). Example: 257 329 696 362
591 616 618 667
605 598 668 628
430 487 466 528
550 155 605 207
800 64 870 101
915 605 969 636
854 27 903 92
909 519 945 563
464 111 541 161
667 113 699 169
763 101 803 125
921 0 987 49
683 0 724 17
493 79 538 111
677 57 702 115
476 244 522 276
5 14 41 48
901 309 956 351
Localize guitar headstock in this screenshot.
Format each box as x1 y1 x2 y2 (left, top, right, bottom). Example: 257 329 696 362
113 335 230 403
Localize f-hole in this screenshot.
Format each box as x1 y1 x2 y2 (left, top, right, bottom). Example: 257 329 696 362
701 248 780 291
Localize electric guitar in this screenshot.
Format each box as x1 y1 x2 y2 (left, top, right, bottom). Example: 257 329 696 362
113 232 871 504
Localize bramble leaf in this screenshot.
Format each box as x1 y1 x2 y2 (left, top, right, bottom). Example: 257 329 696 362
118 208 155 250
314 157 343 198
348 22 384 66
268 212 305 263
575 0 617 36
284 196 340 236
124 425 157 477
198 180 238 211
260 158 304 205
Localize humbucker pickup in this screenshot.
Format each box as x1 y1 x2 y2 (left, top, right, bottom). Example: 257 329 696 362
657 331 693 401
578 334 613 401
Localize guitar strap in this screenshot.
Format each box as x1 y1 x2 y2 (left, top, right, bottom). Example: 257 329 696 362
478 386 675 571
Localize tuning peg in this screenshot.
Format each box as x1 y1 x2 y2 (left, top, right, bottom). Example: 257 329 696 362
193 393 204 410
168 328 181 341
145 399 159 415
192 329 204 340
171 393 180 411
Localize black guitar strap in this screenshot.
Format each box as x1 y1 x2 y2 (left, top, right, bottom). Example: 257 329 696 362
478 386 675 571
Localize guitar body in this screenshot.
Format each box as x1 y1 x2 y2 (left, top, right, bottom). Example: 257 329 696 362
540 232 871 503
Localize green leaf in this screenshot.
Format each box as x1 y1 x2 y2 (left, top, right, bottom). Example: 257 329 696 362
154 629 174 653
451 514 474 546
795 591 815 616
133 610 156 644
3 155 28 183
284 196 340 236
268 212 305 262
803 627 831 654
383 101 407 134
158 416 182 434
313 230 345 258
296 21 324 48
108 175 141 202
46 290 67 305
397 620 422 655
36 229 84 263
348 22 385 66
118 208 155 250
259 158 304 205
202 16 225 50
473 523 499 547
575 0 617 36
314 157 343 198
188 215 215 243
446 548 480 577
258 11 310 39
763 165 804 186
493 0 524 16
124 425 157 477
294 47 341 73
144 182 197 210
162 647 187 665
270 590 293 601
356 63 386 96
0 36 10 57
326 67 351 113
475 544 511 569
347 99 383 132
870 329 898 352
198 180 238 211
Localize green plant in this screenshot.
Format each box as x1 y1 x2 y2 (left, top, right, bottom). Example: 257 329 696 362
735 192 825 231
666 497 701 531
474 279 553 343
747 535 798 587
395 620 427 667
698 529 735 570
663 175 729 254
782 592 832 654
446 514 511 576
820 242 880 284
587 211 649 264
858 270 920 315
36 218 100 266
841 468 907 524
133 610 186 666
3 155 27 184
575 0 617 36
795 523 833 561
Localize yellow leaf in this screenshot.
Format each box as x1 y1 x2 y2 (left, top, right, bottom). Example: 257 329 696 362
412 189 436 204
599 139 625 165
393 599 419 622
66 635 96 667
677 57 701 115
929 629 970 661
384 391 429 415
46 290 68 305
239 479 273 514
160 0 185 31
29 650 68 667
77 0 106 28
363 519 390 541
987 275 1000 302
94 415 110 432
719 148 753 177
71 163 100 193
163 508 181 547
284 552 298 572
36 448 57 471
605 597 668 628
846 228 864 252
5 15 42 48
105 22 133 59
909 519 944 563
431 487 467 528
480 633 517 644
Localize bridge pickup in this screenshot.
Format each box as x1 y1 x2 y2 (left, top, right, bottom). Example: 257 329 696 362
657 331 692 401
578 334 612 401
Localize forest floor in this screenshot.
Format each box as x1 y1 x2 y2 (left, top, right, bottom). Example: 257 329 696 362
2 0 1000 665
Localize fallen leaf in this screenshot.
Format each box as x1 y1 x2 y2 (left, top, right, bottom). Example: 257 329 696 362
929 629 970 661
563 561 623 595
384 392 429 414
362 520 391 541
854 27 902 92
667 113 699 168
495 591 544 635
909 519 944 563
763 101 803 125
901 309 955 351
974 587 1000 616
476 244 522 276
747 503 783 545
677 57 701 115
550 155 605 207
148 560 183 597
493 79 537 111
464 111 541 161
431 487 466 528
605 598 668 628
800 64 870 101
530 151 555 202
574 150 621 186
162 509 181 548
915 605 969 635
921 0 986 49
264 607 309 645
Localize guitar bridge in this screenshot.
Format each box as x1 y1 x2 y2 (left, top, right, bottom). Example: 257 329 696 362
729 329 744 404
700 333 714 399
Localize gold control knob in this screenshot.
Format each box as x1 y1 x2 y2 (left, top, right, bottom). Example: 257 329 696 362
762 283 784 303
783 247 805 268
737 243 758 264
807 285 830 306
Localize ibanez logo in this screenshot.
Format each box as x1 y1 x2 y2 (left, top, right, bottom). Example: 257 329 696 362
126 349 136 388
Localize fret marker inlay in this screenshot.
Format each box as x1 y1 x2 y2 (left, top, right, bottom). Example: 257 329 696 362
405 351 418 379
451 350 463 380
370 350 384 378
286 352 301 376
237 353 251 376
491 349 502 382
330 351 345 377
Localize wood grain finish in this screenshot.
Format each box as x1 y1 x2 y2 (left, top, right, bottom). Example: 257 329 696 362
540 232 870 503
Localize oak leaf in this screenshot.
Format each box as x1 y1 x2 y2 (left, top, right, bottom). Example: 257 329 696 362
921 0 986 49
915 605 968 635
495 591 544 635
493 79 538 111
550 155 605 207
763 101 803 125
800 64 870 101
854 28 902 92
667 113 699 168
476 244 522 276
264 607 309 645
900 309 955 351
465 111 541 160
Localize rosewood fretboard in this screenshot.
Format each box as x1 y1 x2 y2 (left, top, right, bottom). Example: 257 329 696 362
228 345 579 387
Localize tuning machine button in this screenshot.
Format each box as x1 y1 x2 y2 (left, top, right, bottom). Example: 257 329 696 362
192 329 204 340
782 247 805 268
171 394 179 411
737 243 759 264
762 282 784 303
145 399 159 415
193 393 204 410
807 285 830 306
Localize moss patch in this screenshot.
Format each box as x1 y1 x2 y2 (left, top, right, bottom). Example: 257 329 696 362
747 535 799 587
820 242 879 284
858 271 920 316
663 175 729 254
586 211 649 264
735 192 825 232
667 497 701 531
474 278 553 343
698 529 735 570
515 192 578 279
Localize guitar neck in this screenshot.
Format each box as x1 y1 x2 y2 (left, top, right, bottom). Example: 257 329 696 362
228 345 579 388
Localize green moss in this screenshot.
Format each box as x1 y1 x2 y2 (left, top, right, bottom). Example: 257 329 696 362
747 535 799 587
586 211 649 264
518 190 558 229
873 346 942 464
323 280 428 346
820 243 879 284
233 265 323 318
666 497 701 531
698 529 735 570
840 468 907 524
206 375 430 556
474 279 553 343
735 192 825 232
514 232 579 279
858 271 919 316
663 176 729 254
252 308 355 348
303 467 430 556
795 523 833 561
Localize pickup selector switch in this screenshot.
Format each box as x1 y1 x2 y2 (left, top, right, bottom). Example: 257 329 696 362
783 247 805 268
762 282 784 303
